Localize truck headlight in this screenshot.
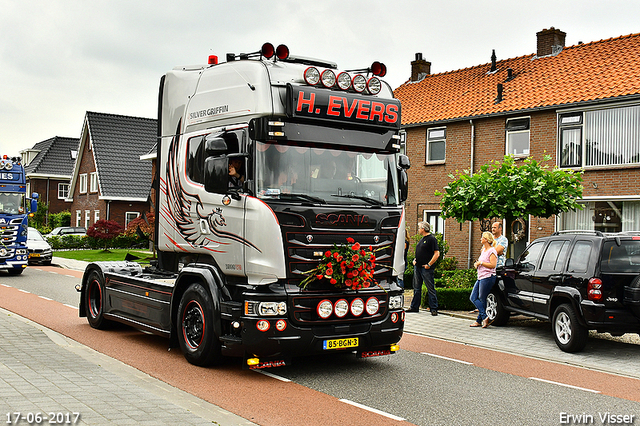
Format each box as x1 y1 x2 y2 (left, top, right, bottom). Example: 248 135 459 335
16 249 27 255
389 295 404 310
245 301 287 316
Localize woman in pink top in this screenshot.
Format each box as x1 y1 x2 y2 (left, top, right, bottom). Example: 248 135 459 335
470 231 498 328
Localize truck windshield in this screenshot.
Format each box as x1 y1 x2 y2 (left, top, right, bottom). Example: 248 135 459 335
255 142 399 206
0 193 24 214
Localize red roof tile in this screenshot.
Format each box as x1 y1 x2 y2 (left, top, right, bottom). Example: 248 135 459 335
394 33 640 126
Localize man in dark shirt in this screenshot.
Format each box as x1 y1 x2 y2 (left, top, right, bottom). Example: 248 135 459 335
407 221 440 315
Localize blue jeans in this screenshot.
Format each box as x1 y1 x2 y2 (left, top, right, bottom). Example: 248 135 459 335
470 275 496 322
411 267 437 311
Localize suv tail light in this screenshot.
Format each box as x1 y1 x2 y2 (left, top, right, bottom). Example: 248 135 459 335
588 278 603 302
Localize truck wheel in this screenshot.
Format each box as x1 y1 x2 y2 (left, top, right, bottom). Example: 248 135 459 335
85 270 111 329
552 303 588 353
486 290 509 326
628 275 640 318
177 283 222 366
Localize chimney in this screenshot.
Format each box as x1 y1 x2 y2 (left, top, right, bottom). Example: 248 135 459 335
536 27 566 57
411 53 431 82
490 49 497 72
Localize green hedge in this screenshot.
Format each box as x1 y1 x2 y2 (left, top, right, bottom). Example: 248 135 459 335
405 268 478 311
47 234 149 251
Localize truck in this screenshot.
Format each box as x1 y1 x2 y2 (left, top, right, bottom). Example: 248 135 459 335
0 155 39 275
77 43 410 369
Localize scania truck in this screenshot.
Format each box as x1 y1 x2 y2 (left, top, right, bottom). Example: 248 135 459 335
78 43 410 369
0 155 38 275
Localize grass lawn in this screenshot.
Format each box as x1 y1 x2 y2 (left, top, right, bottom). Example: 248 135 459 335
54 249 155 264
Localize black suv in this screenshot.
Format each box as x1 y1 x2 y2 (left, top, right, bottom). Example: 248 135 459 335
486 231 640 352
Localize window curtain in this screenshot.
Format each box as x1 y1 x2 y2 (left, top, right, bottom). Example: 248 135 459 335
561 202 594 230
622 201 640 232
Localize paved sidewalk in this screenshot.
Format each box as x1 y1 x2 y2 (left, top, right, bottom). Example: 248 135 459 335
0 307 256 425
402 307 640 380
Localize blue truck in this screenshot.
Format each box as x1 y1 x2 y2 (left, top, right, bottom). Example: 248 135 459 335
0 155 38 275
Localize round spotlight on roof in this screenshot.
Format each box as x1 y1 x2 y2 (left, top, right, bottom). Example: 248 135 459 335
352 74 366 93
321 69 336 88
261 43 275 59
276 44 289 60
304 67 320 85
336 72 351 90
367 77 382 95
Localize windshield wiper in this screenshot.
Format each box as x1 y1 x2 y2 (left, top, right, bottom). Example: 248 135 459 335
279 193 326 204
331 194 383 206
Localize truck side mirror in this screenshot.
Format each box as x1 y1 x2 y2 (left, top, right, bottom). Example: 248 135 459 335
204 157 229 194
399 170 408 203
30 192 39 213
205 136 228 156
398 154 410 170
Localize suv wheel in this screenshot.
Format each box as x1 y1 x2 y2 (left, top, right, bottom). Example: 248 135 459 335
486 290 509 326
552 303 588 353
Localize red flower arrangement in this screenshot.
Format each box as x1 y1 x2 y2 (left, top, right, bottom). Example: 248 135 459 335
300 237 379 290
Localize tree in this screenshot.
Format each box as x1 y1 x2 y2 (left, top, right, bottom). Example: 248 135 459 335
87 219 123 251
436 154 583 226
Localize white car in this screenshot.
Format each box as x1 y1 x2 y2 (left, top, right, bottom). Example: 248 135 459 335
27 227 53 266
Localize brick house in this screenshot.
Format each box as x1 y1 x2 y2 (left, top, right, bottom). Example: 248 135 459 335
20 136 79 222
66 111 157 230
394 28 640 268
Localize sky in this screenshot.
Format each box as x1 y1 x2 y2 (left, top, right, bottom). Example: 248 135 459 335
1 0 639 157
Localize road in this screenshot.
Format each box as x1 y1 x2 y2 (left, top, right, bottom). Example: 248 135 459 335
1 265 640 425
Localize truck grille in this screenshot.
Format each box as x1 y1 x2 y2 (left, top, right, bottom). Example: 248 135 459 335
0 219 21 244
285 231 394 278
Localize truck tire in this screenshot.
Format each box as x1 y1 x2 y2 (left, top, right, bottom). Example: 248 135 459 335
85 270 111 329
177 283 222 366
486 290 509 326
552 303 588 353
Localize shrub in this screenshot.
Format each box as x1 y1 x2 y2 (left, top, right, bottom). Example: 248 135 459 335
438 269 477 289
87 219 123 251
49 211 71 228
432 288 475 311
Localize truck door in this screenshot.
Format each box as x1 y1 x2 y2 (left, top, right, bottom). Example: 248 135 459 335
175 129 247 275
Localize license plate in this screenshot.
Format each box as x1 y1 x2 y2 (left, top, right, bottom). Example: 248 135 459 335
323 337 359 350
29 253 40 258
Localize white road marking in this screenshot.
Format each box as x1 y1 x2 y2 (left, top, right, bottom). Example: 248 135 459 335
64 304 78 310
421 352 473 365
18 289 30 294
339 399 405 421
255 370 291 382
39 296 52 301
529 377 600 393
1 284 10 288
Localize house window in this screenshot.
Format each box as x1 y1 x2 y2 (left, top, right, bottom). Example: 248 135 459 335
58 183 70 199
559 105 640 168
560 200 640 233
125 212 140 227
423 211 445 236
90 172 98 193
84 210 90 229
76 210 81 227
94 210 100 223
559 113 583 167
506 117 530 156
426 127 446 163
79 173 87 194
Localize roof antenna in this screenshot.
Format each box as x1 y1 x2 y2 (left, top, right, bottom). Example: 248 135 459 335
490 49 497 72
